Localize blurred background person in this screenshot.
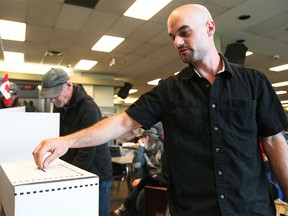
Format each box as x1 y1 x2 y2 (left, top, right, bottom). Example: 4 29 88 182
26 100 39 112
112 127 165 216
0 82 21 109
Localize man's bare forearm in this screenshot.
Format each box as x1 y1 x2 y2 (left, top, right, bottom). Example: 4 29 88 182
68 112 141 148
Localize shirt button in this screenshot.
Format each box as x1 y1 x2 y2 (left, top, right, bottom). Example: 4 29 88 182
220 195 225 199
211 104 216 108
206 84 210 88
213 126 218 131
218 171 222 176
215 148 220 152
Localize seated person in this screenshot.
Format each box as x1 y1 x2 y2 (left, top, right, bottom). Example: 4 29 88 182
132 127 163 186
111 127 165 216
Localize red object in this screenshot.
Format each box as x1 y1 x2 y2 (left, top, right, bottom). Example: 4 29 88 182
0 74 11 106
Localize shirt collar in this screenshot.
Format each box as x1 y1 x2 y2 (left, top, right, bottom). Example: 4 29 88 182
180 54 232 80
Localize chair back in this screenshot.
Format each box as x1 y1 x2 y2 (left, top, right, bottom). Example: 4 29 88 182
143 185 168 216
110 145 122 157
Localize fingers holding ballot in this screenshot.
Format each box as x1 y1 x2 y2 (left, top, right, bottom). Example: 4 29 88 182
32 136 70 169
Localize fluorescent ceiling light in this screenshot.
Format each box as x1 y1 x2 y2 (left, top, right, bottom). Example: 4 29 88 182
0 61 73 75
270 64 288 72
4 51 24 63
124 0 172 21
129 89 138 94
276 90 287 95
281 100 288 104
74 59 97 70
124 97 138 104
147 78 161 86
245 51 253 56
91 35 125 52
272 81 288 87
0 19 26 41
113 96 138 104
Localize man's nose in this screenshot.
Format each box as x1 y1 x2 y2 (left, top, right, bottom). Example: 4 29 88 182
174 36 185 47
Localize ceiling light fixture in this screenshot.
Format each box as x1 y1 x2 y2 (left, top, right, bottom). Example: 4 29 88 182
0 19 26 41
129 89 138 94
147 78 161 86
0 61 73 75
4 51 24 63
92 35 124 52
124 97 138 104
74 59 98 70
124 0 172 21
276 90 287 95
272 81 288 87
246 51 253 56
269 64 288 72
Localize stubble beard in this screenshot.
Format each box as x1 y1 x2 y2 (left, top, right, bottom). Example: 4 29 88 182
53 100 64 108
179 49 194 64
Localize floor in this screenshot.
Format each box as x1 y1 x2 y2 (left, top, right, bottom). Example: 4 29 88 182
110 178 129 213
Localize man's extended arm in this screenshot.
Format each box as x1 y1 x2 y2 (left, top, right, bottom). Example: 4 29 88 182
33 112 141 169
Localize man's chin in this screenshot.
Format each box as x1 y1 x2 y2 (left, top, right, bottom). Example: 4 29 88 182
180 54 191 63
54 104 64 109
181 57 190 64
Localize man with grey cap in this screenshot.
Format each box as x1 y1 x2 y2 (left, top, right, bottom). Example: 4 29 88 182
39 68 112 216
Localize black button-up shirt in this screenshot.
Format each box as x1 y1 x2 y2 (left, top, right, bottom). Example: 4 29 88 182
126 56 288 215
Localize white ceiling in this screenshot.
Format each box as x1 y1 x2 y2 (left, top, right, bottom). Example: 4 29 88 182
0 0 288 101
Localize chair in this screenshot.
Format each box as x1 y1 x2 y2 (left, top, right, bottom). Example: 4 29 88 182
143 185 169 216
110 146 129 194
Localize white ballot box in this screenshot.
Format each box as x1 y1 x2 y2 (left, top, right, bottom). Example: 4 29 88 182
0 159 99 216
0 112 59 163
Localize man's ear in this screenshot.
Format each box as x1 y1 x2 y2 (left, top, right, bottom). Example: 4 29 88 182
66 80 73 87
206 20 215 36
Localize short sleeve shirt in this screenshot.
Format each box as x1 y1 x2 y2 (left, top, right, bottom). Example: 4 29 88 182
125 56 288 216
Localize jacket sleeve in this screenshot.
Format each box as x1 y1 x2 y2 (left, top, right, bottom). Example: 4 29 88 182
69 99 101 170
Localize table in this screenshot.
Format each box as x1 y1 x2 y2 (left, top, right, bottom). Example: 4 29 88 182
111 156 134 164
111 156 134 190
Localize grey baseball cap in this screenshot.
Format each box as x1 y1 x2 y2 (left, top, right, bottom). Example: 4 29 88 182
142 127 159 138
39 68 69 99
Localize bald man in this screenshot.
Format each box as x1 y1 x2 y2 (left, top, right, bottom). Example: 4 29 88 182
33 4 288 215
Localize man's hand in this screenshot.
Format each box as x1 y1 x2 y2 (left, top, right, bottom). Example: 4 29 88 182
131 178 141 188
32 136 70 169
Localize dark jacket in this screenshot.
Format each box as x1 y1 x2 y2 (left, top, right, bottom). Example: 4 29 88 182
55 84 112 180
132 140 163 180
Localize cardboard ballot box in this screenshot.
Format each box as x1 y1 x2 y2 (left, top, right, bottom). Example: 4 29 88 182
0 159 99 216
